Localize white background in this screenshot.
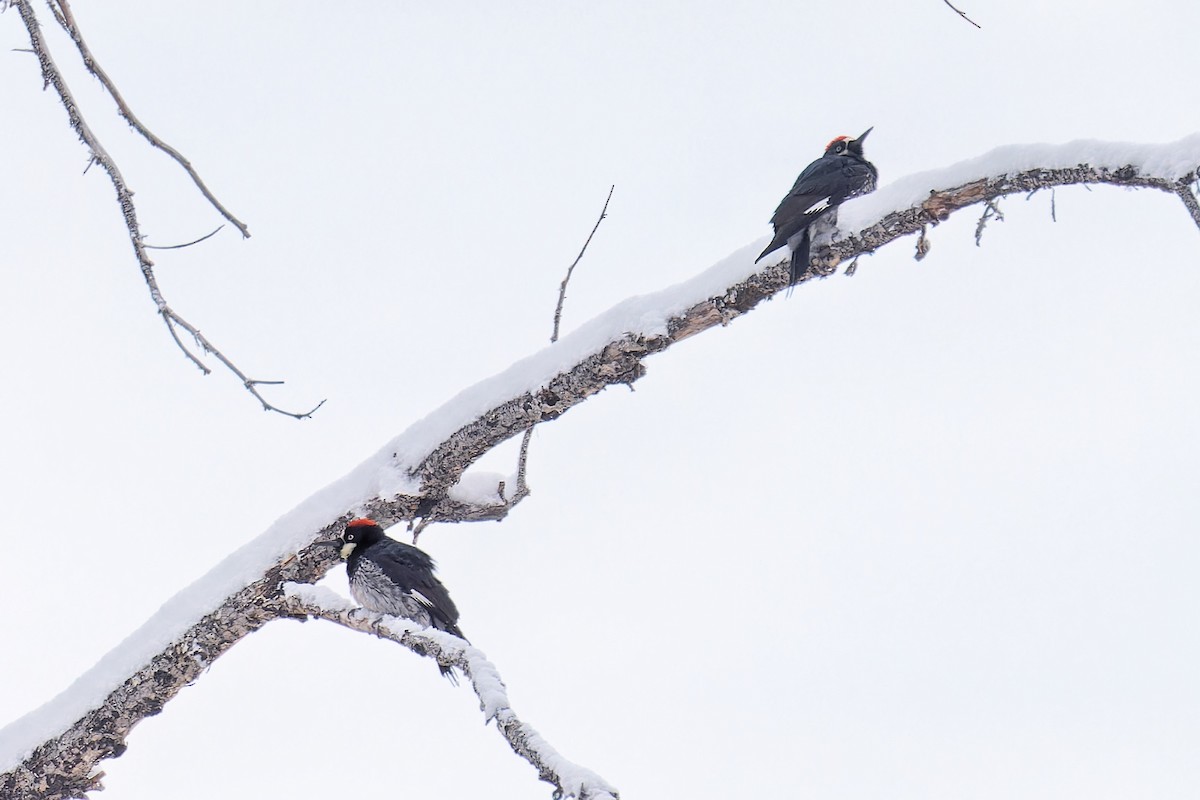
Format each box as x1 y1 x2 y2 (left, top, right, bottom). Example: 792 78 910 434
2 1 1199 797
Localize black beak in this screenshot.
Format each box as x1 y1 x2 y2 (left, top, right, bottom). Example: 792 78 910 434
855 126 873 144
316 539 342 550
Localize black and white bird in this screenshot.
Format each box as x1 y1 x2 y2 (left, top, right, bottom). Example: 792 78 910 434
331 518 466 678
757 127 878 285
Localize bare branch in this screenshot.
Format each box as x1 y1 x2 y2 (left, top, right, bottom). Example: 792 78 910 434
6 145 1200 798
974 199 1004 246
414 187 613 539
553 185 614 343
44 0 251 237
1176 183 1200 229
280 586 619 800
13 0 319 418
143 225 224 250
942 0 982 28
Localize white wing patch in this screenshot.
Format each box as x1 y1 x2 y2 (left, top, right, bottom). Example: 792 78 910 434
804 198 831 214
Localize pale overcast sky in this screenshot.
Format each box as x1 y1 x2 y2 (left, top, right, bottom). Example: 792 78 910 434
2 1 1199 798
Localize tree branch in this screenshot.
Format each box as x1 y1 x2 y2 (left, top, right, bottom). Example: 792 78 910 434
553 185 614 343
413 186 614 539
12 0 320 418
44 0 251 238
974 198 1004 245
1176 183 1200 229
4 140 1199 799
279 584 619 800
942 0 982 28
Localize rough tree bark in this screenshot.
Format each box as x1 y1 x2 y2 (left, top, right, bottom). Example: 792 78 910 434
3 147 1198 799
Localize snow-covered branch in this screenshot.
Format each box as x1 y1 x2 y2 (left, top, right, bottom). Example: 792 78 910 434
279 584 619 800
828 144 1200 266
3 135 1198 799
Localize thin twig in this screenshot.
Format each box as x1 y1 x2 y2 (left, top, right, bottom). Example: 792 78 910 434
942 0 981 28
506 187 614 528
974 198 1004 246
15 0 321 419
552 185 614 343
45 0 251 238
414 188 614 538
143 224 224 250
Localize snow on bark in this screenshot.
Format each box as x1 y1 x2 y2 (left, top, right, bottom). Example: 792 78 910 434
280 584 620 800
3 135 1198 799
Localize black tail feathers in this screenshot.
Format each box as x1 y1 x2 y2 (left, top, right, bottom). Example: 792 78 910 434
787 231 811 286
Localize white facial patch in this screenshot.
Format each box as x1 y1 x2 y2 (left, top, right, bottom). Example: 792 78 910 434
340 541 358 559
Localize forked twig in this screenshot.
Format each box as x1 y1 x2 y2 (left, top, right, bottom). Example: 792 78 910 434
974 199 1005 245
413 186 614 538
518 185 614 518
45 0 251 238
14 0 322 418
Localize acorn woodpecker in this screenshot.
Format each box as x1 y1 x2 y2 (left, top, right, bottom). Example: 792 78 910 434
757 127 878 284
331 518 466 679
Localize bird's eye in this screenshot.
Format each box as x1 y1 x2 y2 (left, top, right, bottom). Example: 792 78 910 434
345 532 356 541
836 142 846 152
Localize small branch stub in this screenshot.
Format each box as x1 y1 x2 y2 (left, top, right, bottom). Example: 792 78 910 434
915 225 931 261
974 199 1005 246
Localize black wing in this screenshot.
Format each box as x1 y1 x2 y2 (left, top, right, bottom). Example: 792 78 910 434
769 157 843 230
758 156 876 262
372 541 465 639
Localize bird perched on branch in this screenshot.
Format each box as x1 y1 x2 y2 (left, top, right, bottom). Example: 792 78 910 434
328 518 466 680
757 127 878 285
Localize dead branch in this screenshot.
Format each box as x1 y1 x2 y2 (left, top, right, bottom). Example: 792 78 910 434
415 187 615 539
45 0 250 238
280 585 619 800
1176 183 1200 229
13 0 319 418
942 0 982 28
4 147 1200 799
974 199 1004 245
552 185 615 343
143 225 224 250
